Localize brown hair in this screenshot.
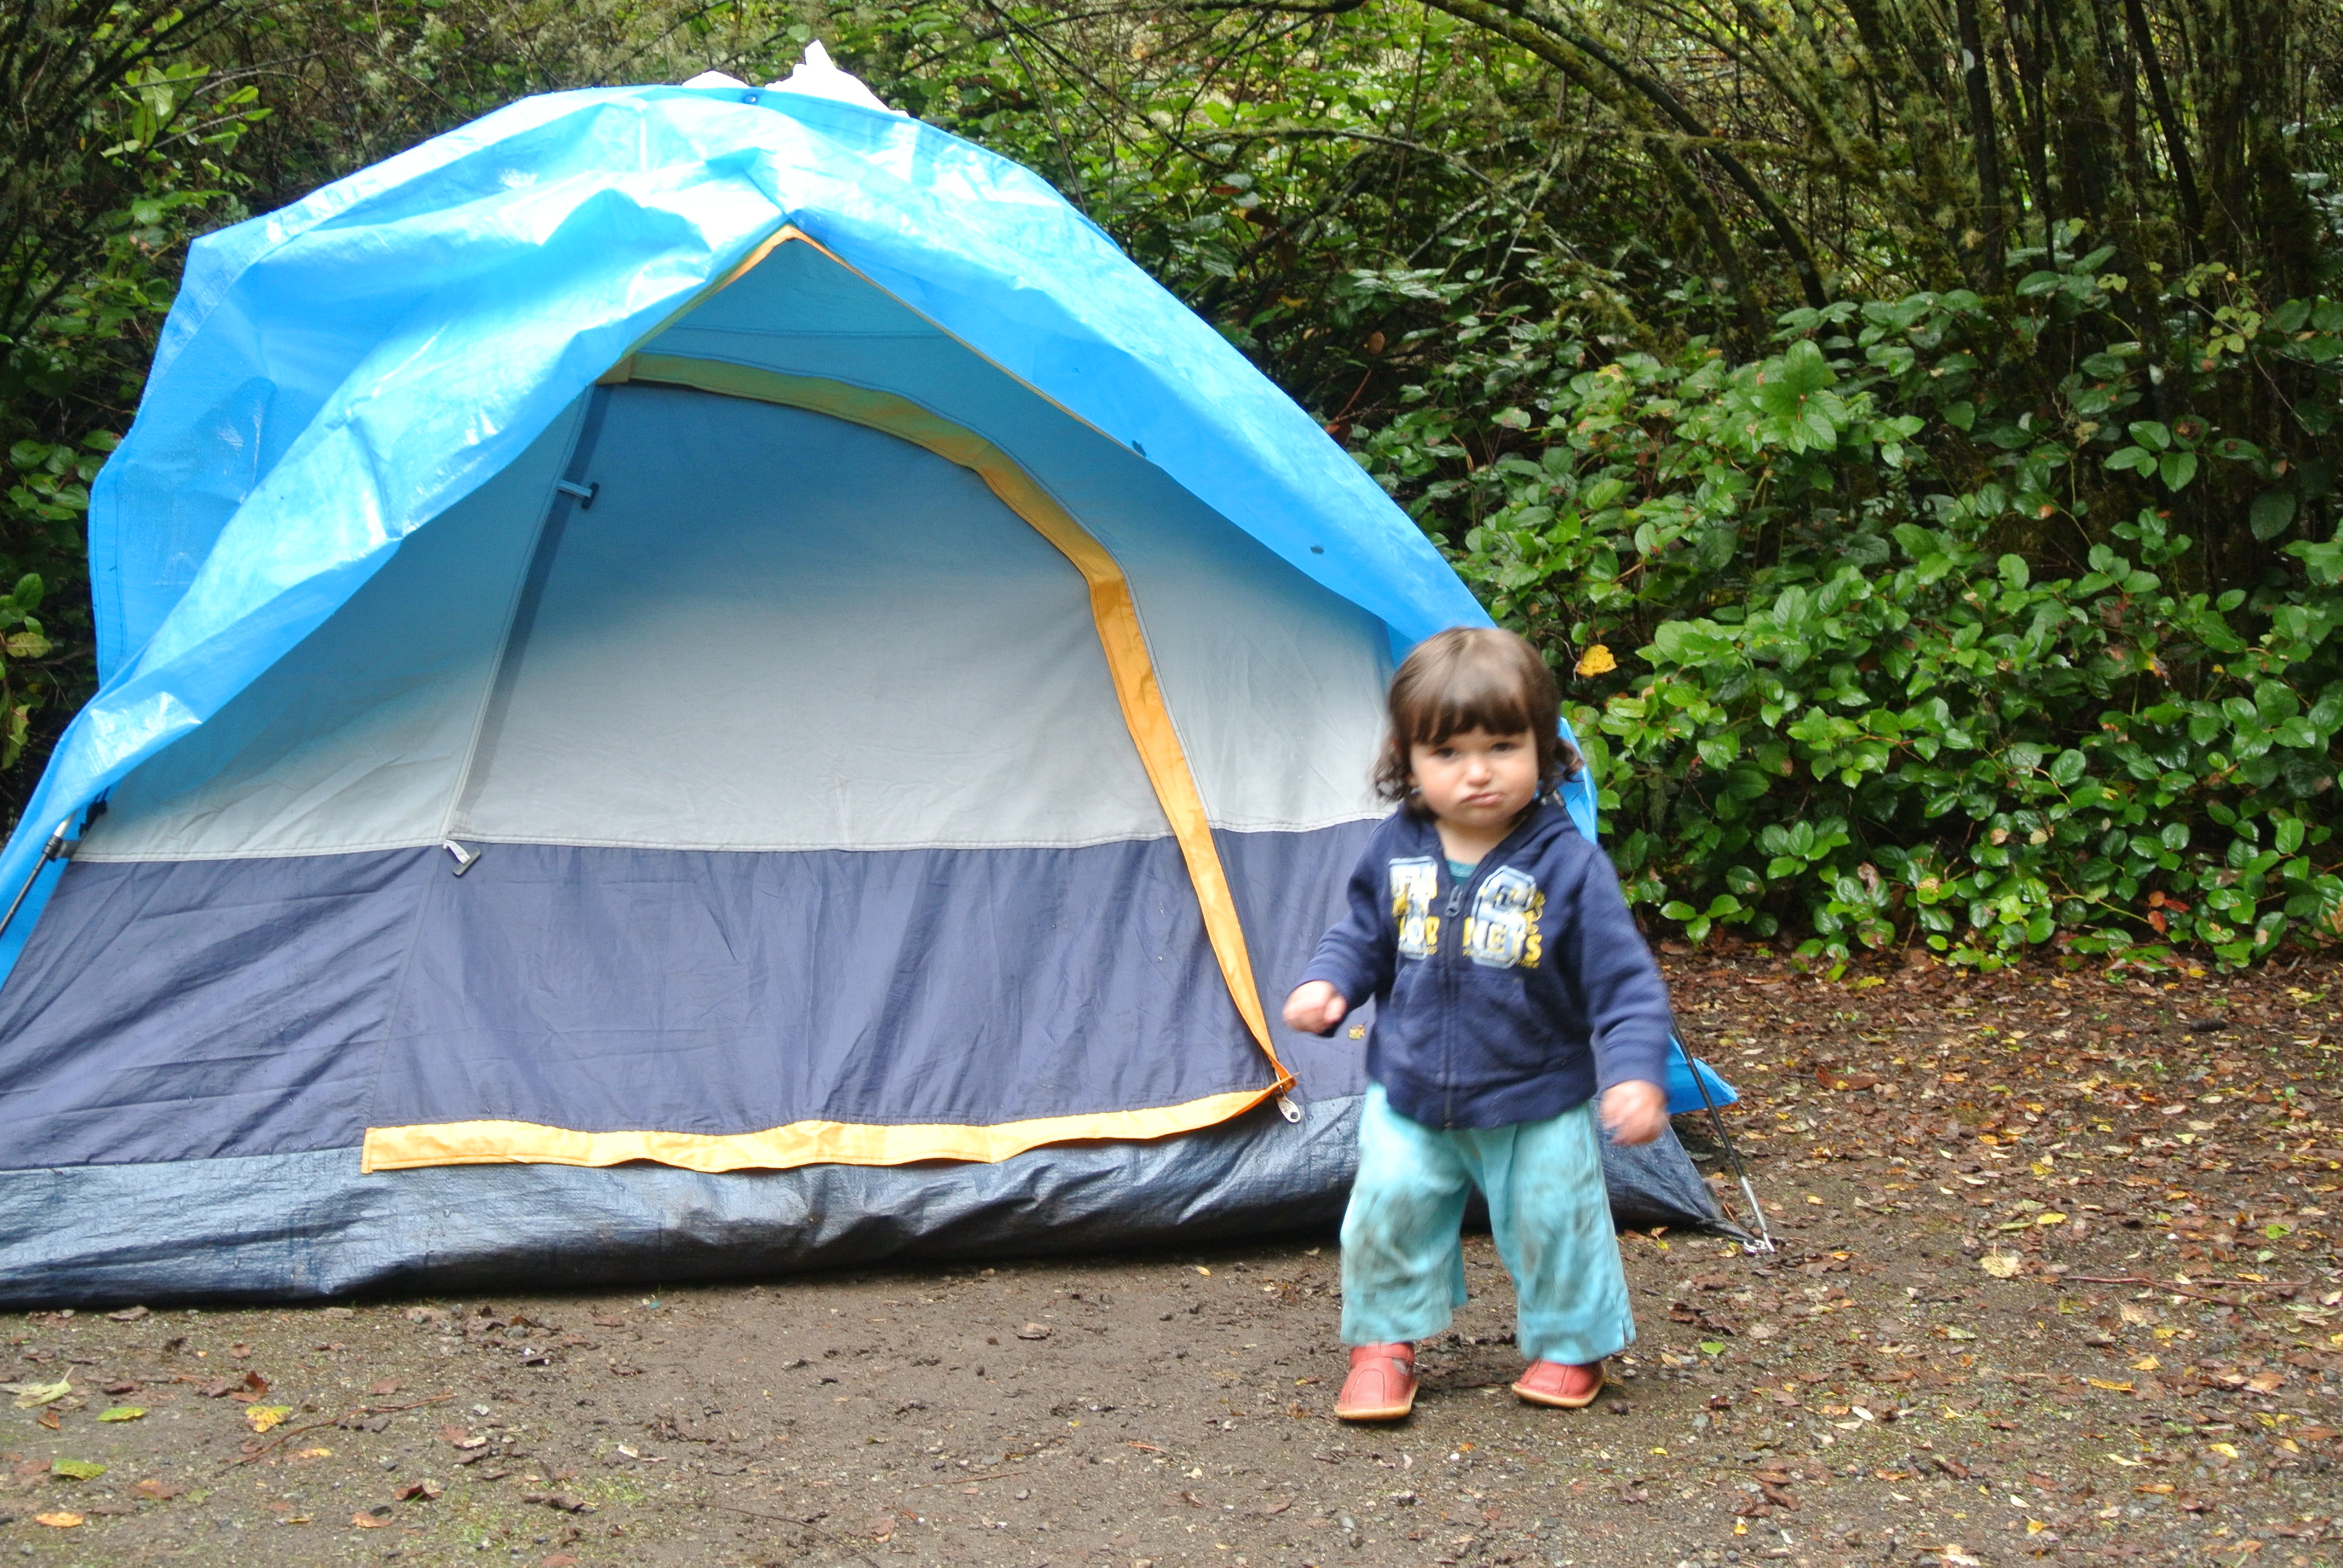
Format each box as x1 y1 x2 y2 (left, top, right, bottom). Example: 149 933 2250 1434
1372 627 1581 808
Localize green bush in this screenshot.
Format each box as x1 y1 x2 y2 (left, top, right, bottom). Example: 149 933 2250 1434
1355 243 2343 972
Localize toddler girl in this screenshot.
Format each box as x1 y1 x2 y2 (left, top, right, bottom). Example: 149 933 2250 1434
1284 626 1673 1419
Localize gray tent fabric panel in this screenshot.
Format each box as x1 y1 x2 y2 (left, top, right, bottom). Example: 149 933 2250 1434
77 407 581 863
1597 1127 1732 1234
652 243 1394 835
0 1097 1722 1307
0 850 425 1167
1216 821 1386 1096
454 386 1171 853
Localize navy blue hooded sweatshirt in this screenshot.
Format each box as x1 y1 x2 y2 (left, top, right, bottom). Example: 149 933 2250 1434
1299 799 1673 1131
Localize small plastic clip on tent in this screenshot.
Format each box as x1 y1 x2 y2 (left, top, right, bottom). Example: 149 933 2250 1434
1681 1031 1774 1253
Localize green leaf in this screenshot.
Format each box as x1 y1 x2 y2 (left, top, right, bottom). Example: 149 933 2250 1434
2159 451 2198 491
50 1459 105 1481
96 1406 145 1422
2049 749 2087 786
2249 489 2298 541
2161 822 2191 852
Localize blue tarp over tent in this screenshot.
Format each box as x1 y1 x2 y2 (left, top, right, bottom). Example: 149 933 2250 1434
0 64 1735 1304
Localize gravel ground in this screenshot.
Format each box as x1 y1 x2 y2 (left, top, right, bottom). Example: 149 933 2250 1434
2 950 2337 1568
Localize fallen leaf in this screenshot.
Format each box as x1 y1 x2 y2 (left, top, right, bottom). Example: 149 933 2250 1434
393 1478 442 1501
1015 1323 1054 1341
246 1405 293 1434
3 1377 71 1408
96 1405 145 1422
134 1479 183 1500
33 1512 82 1528
352 1509 393 1529
105 1305 149 1322
2035 1212 2067 1226
369 1380 400 1397
50 1459 105 1480
2088 1379 2134 1393
1979 1252 2024 1279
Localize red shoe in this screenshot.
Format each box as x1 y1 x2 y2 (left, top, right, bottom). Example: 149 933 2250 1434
1512 1359 1604 1408
1334 1342 1417 1422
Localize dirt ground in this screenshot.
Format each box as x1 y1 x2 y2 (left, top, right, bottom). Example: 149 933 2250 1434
2 949 2338 1568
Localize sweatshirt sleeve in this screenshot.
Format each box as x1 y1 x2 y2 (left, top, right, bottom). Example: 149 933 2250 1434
1297 838 1395 1025
1553 844 1674 1094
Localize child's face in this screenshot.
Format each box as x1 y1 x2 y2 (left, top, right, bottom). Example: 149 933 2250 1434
1407 727 1539 832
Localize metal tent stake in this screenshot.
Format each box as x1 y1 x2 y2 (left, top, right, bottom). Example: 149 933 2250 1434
1680 1033 1775 1254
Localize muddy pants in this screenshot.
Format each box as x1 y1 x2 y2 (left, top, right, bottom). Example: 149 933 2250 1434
1339 1082 1636 1366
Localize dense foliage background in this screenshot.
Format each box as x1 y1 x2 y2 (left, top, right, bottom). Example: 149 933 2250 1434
4 0 2339 970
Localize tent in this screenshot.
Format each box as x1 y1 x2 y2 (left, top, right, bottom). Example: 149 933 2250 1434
0 55 1736 1304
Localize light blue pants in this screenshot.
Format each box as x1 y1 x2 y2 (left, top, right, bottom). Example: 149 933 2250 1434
1340 1083 1635 1366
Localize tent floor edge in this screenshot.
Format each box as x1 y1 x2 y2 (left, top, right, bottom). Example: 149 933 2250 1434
0 1096 1738 1308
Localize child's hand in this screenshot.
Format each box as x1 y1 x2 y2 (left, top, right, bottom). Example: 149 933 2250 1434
1599 1080 1667 1146
1282 981 1348 1037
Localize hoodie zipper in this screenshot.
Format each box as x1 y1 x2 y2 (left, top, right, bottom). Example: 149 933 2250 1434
1429 807 1550 1130
1440 864 1467 1129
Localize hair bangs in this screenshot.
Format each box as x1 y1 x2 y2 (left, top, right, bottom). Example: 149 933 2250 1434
1371 627 1579 808
1396 656 1543 750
